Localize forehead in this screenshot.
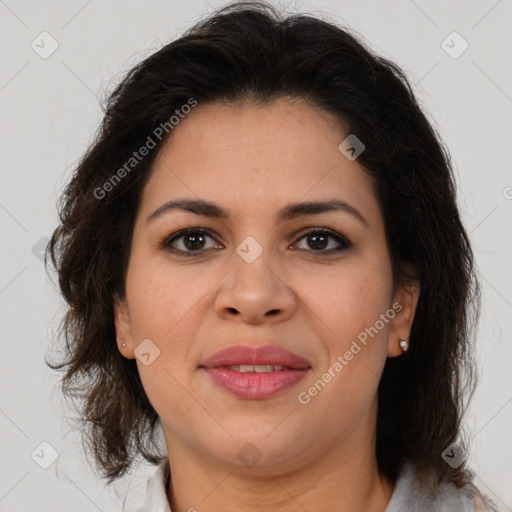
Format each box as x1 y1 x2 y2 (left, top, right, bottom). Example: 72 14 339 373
158 98 348 159
139 99 378 223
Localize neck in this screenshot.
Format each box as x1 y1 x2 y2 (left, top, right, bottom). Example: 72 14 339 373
164 400 395 512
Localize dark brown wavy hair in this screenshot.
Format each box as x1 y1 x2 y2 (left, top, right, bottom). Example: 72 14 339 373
46 0 482 494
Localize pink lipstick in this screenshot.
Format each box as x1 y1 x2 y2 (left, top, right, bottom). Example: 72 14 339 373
200 345 311 399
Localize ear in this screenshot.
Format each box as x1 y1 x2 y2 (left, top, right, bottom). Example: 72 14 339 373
113 294 135 359
387 264 420 358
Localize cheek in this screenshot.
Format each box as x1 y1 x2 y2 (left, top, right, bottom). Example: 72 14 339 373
306 263 391 344
300 267 391 423
125 252 211 394
125 251 200 340
126 257 201 416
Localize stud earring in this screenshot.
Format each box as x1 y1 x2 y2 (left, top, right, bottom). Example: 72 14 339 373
122 343 126 348
399 339 409 352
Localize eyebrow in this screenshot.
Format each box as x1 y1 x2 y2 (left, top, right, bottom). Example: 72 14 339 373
146 198 369 228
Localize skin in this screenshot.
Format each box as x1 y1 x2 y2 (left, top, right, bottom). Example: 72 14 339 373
114 98 420 512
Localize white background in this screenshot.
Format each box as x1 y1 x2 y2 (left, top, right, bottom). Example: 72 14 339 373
1 0 511 510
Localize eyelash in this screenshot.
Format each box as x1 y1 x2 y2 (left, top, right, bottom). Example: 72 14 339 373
159 227 352 257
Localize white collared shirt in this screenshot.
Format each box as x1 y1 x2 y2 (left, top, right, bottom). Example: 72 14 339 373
135 458 171 512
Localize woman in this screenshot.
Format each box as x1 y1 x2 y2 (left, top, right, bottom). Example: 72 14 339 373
46 1 499 510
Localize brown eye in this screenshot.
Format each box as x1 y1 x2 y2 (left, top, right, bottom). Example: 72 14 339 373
293 229 351 254
161 228 220 256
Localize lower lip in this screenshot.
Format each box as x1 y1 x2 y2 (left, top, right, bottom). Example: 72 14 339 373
203 367 310 399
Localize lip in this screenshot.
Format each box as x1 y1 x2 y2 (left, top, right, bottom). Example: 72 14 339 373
200 345 312 400
200 345 311 369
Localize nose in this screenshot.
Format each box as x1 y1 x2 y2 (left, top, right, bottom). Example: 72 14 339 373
214 249 297 325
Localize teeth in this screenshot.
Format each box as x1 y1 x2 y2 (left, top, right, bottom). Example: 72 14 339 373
225 364 286 373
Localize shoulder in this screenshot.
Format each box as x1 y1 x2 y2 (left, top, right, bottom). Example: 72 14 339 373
471 491 501 512
385 461 500 512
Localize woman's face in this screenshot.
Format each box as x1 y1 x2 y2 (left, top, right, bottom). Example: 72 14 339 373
115 98 419 474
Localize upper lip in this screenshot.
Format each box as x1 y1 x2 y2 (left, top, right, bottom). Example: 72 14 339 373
200 345 311 369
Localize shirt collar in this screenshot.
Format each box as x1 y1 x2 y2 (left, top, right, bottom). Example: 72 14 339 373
140 457 172 512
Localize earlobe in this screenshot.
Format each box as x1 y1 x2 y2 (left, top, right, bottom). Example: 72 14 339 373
113 295 134 358
387 272 420 358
